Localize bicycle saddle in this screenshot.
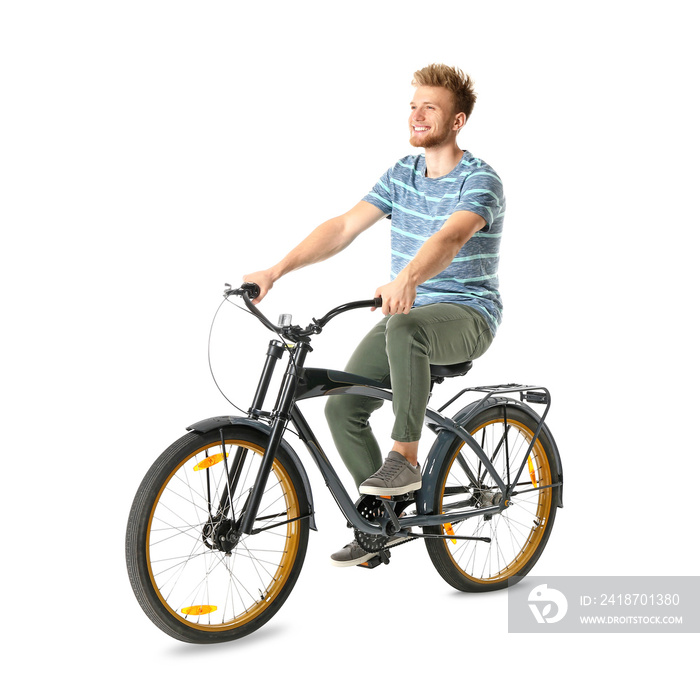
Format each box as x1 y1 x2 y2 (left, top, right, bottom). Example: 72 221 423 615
429 360 473 380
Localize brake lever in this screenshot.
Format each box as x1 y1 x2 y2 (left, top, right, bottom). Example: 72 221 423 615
223 282 261 299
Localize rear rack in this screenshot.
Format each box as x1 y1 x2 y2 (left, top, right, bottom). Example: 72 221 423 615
437 383 551 414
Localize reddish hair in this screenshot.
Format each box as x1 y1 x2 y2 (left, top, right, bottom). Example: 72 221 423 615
412 64 477 121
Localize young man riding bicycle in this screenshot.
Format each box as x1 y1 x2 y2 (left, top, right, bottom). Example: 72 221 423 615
243 64 505 566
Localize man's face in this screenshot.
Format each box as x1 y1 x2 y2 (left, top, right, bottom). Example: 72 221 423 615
408 85 460 149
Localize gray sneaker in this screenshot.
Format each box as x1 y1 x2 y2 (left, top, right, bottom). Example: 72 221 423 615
359 451 422 496
329 535 411 568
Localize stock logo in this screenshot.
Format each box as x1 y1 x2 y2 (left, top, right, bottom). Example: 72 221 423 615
528 584 568 624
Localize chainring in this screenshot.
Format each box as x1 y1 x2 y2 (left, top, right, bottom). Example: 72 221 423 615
353 496 390 552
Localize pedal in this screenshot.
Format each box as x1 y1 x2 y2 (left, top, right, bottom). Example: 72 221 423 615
392 492 414 501
357 549 391 569
373 492 413 501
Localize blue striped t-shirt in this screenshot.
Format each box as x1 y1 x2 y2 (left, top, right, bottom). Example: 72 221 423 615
362 150 505 335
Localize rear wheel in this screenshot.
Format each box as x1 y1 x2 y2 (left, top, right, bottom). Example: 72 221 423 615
125 426 309 643
425 402 560 592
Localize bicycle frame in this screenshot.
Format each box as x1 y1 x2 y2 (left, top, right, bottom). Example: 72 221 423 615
211 332 551 540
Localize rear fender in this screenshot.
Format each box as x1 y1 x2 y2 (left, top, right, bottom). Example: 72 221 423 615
418 398 563 514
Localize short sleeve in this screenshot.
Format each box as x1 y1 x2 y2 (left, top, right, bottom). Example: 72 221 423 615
362 167 393 216
453 172 505 230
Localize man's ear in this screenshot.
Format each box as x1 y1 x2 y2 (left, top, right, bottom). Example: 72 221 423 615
453 111 467 132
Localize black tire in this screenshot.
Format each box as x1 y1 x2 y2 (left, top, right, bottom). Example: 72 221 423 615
125 425 309 643
425 401 560 592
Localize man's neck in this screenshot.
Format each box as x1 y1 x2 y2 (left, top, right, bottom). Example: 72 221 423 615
424 142 464 178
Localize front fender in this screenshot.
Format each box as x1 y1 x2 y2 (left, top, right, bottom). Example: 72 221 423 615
186 416 317 531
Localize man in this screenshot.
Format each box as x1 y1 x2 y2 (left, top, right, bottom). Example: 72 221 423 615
243 64 505 566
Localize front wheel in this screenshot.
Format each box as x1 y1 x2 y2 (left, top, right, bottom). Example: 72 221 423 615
425 401 561 592
125 425 309 643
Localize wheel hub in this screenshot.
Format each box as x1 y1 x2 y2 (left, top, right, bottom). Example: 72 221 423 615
203 517 240 553
477 489 503 508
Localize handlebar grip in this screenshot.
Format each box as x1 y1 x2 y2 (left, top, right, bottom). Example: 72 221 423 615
373 297 383 308
240 282 261 299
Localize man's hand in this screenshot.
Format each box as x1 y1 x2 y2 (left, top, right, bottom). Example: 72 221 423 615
241 268 277 304
374 274 417 315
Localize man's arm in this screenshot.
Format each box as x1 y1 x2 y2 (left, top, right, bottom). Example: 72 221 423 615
243 201 386 303
375 209 486 315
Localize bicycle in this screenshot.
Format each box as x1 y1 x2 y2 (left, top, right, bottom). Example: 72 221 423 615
125 283 564 643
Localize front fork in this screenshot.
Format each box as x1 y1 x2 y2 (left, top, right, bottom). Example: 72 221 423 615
237 340 311 536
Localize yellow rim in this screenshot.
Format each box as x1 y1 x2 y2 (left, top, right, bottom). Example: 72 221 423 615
146 439 301 631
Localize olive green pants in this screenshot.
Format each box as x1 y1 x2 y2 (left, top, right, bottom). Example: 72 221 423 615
324 302 494 488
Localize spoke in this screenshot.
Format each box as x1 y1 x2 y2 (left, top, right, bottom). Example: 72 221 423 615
231 545 289 568
159 536 209 598
149 519 204 547
151 550 209 579
177 551 223 615
241 542 277 586
168 474 209 511
153 498 207 536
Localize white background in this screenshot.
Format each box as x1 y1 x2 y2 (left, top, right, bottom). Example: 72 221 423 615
2 0 698 686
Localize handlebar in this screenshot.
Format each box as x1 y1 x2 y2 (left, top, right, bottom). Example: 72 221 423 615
223 283 382 342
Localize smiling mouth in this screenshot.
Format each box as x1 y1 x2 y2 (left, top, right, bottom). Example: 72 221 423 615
412 126 430 132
